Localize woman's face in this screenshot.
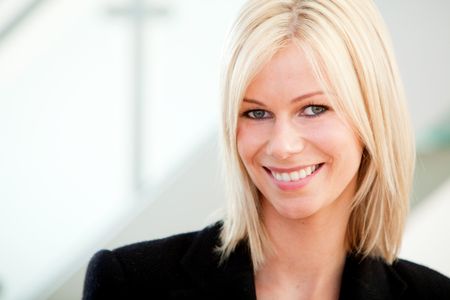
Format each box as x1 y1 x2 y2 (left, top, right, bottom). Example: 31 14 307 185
237 43 363 221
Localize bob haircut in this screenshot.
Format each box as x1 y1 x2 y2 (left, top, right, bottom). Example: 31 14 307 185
218 0 415 271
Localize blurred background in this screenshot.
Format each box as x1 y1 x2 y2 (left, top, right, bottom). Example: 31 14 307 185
0 0 449 299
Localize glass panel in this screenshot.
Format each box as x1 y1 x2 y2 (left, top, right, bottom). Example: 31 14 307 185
0 0 244 299
0 1 131 299
141 0 243 186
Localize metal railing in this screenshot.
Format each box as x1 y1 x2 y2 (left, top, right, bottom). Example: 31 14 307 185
0 0 48 45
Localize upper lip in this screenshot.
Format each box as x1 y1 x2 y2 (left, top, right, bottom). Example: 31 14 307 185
265 164 322 173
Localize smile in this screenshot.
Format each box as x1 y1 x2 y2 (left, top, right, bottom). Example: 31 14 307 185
264 163 324 184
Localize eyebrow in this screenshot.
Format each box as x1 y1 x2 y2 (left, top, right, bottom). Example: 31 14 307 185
243 91 324 106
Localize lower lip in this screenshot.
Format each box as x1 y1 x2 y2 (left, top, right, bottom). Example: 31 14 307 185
266 164 324 191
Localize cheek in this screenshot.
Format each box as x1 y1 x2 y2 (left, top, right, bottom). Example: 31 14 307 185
236 123 267 164
310 119 363 168
334 123 362 164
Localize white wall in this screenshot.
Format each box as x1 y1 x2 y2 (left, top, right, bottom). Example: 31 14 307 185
401 178 450 277
375 0 450 136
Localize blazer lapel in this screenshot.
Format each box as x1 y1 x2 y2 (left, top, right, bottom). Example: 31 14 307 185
339 254 407 300
179 222 257 300
175 223 407 300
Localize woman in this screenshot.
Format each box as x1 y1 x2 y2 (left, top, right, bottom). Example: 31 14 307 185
83 0 450 299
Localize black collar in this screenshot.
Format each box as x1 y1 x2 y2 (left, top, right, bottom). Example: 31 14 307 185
180 222 256 299
340 253 407 300
180 223 407 300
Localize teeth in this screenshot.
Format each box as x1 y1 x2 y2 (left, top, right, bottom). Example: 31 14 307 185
290 171 299 181
271 164 320 182
299 169 306 179
305 167 312 176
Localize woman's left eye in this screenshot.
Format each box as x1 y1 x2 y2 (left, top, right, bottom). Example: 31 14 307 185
302 105 328 117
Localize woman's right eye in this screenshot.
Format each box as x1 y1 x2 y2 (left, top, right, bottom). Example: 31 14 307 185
244 109 271 120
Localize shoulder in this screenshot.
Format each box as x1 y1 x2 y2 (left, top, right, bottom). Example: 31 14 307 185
341 254 450 300
111 228 202 273
82 222 223 299
392 258 450 299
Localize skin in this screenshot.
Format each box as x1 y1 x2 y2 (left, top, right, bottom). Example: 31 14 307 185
237 42 363 300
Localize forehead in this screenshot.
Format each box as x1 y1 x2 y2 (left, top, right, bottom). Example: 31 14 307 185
244 42 323 103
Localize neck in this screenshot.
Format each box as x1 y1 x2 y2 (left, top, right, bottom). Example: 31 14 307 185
255 195 352 299
264 204 349 273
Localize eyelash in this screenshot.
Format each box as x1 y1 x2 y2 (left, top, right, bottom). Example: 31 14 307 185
242 104 329 120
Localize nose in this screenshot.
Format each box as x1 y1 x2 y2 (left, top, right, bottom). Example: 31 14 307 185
265 118 305 160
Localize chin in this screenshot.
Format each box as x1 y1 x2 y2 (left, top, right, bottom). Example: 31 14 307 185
266 196 323 221
278 206 320 221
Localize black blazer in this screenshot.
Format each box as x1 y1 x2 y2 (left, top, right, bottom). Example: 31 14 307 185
83 222 450 299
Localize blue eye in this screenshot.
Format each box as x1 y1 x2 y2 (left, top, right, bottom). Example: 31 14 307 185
303 105 327 117
245 109 271 119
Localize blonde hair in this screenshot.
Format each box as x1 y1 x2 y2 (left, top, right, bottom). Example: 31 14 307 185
219 0 415 270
